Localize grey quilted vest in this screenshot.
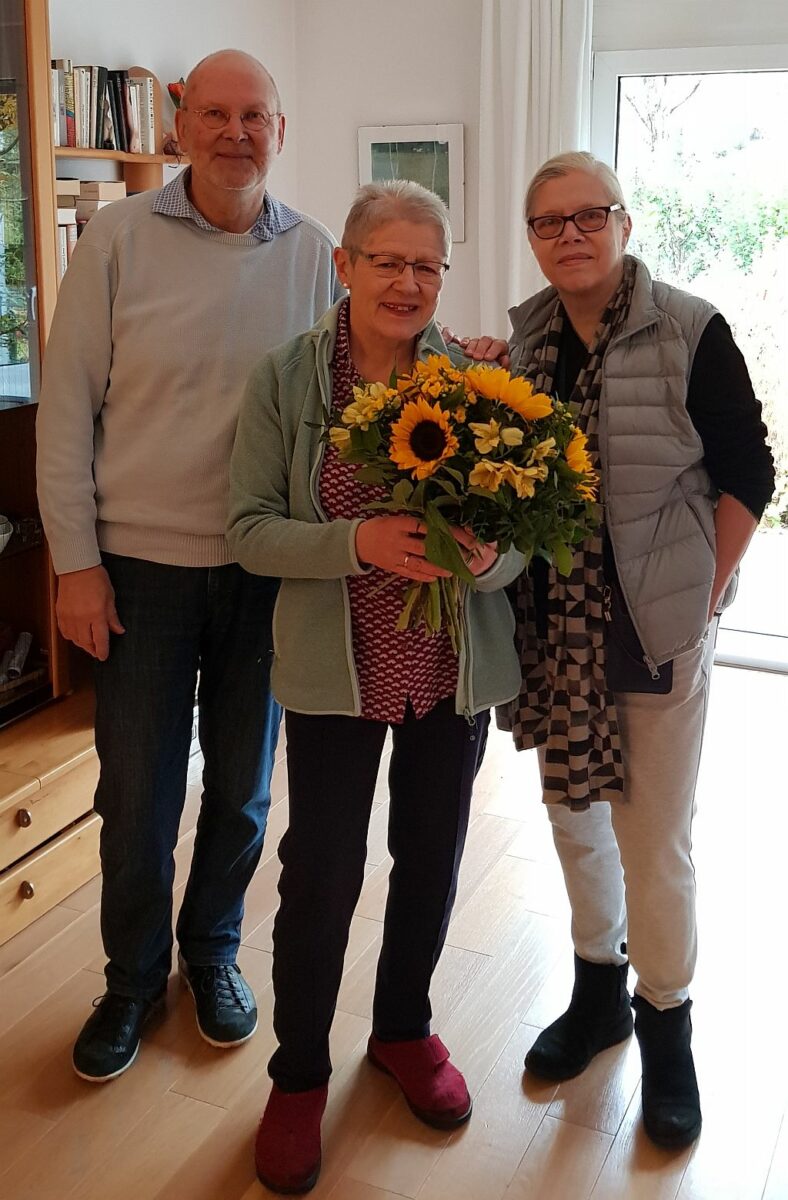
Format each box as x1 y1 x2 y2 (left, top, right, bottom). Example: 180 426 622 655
508 256 725 667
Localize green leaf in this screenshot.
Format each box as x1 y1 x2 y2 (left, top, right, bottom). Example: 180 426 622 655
391 478 414 507
354 466 388 485
425 504 476 585
552 541 574 576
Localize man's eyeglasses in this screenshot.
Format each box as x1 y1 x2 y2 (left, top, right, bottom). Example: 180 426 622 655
527 204 624 240
356 251 450 285
186 107 280 131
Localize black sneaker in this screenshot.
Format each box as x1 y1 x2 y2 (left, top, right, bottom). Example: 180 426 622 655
72 991 165 1082
178 951 257 1047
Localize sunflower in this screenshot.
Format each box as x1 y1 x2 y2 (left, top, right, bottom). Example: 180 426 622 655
565 429 593 475
565 429 598 500
389 397 459 480
464 366 553 421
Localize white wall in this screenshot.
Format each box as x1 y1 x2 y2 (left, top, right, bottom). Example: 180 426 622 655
48 0 787 331
48 0 300 200
594 0 788 50
294 0 484 334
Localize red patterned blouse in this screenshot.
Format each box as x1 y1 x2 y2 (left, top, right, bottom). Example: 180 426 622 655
318 300 459 723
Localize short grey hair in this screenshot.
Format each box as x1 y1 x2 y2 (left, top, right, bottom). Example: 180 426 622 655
524 151 626 219
341 181 452 260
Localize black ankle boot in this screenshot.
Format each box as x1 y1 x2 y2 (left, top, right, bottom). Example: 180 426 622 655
633 995 701 1149
524 953 633 1081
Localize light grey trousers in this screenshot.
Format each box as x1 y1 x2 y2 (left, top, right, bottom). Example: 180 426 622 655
542 622 717 1010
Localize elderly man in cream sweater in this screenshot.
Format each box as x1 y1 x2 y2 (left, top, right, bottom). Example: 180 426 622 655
36 48 342 1083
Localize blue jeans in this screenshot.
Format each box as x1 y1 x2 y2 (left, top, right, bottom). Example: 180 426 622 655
93 554 281 1000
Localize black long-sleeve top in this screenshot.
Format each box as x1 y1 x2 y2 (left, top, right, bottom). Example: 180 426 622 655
558 313 775 519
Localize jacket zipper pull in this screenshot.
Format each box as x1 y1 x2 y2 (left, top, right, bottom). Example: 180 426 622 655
602 584 612 622
643 654 661 681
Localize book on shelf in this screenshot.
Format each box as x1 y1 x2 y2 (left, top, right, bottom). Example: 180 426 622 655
73 65 92 148
107 69 130 152
56 226 68 281
64 67 76 147
74 198 116 220
135 76 156 154
56 205 77 224
52 61 160 155
80 180 127 200
50 67 59 146
55 177 80 197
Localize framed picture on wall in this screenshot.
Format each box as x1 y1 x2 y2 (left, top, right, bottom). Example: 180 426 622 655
358 123 465 242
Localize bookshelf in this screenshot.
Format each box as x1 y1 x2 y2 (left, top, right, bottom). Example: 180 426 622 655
54 146 185 192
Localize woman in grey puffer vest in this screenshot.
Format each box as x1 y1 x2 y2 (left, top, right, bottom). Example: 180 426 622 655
459 151 774 1151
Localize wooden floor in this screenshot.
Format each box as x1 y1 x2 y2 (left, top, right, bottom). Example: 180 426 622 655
0 663 786 1200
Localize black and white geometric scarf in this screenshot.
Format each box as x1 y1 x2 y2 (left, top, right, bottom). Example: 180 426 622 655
500 258 637 810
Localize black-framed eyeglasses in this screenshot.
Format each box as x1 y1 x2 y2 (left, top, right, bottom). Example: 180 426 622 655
186 107 280 131
527 204 624 240
356 251 450 285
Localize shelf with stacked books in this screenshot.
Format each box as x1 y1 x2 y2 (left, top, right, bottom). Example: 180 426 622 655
50 64 187 191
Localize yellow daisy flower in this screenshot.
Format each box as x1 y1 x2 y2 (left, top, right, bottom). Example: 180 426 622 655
415 354 461 384
328 426 352 454
469 419 503 453
468 459 506 492
390 397 459 480
469 419 526 454
530 437 557 463
500 462 542 499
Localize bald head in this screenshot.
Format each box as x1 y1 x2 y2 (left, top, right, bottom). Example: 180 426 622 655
182 50 281 113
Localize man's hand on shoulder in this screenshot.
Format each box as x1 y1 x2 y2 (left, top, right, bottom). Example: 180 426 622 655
440 326 511 368
56 565 125 661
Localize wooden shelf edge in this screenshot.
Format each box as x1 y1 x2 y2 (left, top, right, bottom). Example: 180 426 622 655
54 147 186 165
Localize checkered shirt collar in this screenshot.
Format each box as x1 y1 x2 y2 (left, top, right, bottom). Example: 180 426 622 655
151 169 301 241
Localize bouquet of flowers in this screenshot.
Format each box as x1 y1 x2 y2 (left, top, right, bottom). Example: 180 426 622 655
326 355 599 649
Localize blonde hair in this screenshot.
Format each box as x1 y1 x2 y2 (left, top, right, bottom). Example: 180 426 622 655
342 181 452 260
524 151 626 219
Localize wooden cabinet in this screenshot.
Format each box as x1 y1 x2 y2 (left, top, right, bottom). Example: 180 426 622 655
0 682 98 944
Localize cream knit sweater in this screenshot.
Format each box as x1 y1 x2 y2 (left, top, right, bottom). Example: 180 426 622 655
36 187 341 574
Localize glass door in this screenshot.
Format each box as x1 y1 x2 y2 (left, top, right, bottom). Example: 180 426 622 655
0 0 41 409
592 46 788 672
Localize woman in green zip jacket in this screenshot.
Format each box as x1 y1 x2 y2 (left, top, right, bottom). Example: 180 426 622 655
227 179 523 1195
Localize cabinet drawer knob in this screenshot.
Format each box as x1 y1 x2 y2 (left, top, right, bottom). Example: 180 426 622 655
16 808 33 828
19 880 36 900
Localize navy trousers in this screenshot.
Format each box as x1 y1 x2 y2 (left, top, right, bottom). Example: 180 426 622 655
269 697 489 1092
93 553 281 999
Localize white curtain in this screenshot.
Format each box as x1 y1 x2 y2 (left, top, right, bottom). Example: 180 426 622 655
478 0 593 332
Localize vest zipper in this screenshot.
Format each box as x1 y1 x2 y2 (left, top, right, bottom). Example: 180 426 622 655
643 654 661 680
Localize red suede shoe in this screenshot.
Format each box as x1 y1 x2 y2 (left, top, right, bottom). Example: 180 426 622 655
254 1083 328 1195
367 1034 472 1129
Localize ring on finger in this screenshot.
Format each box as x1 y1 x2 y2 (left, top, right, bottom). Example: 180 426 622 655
403 553 410 568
